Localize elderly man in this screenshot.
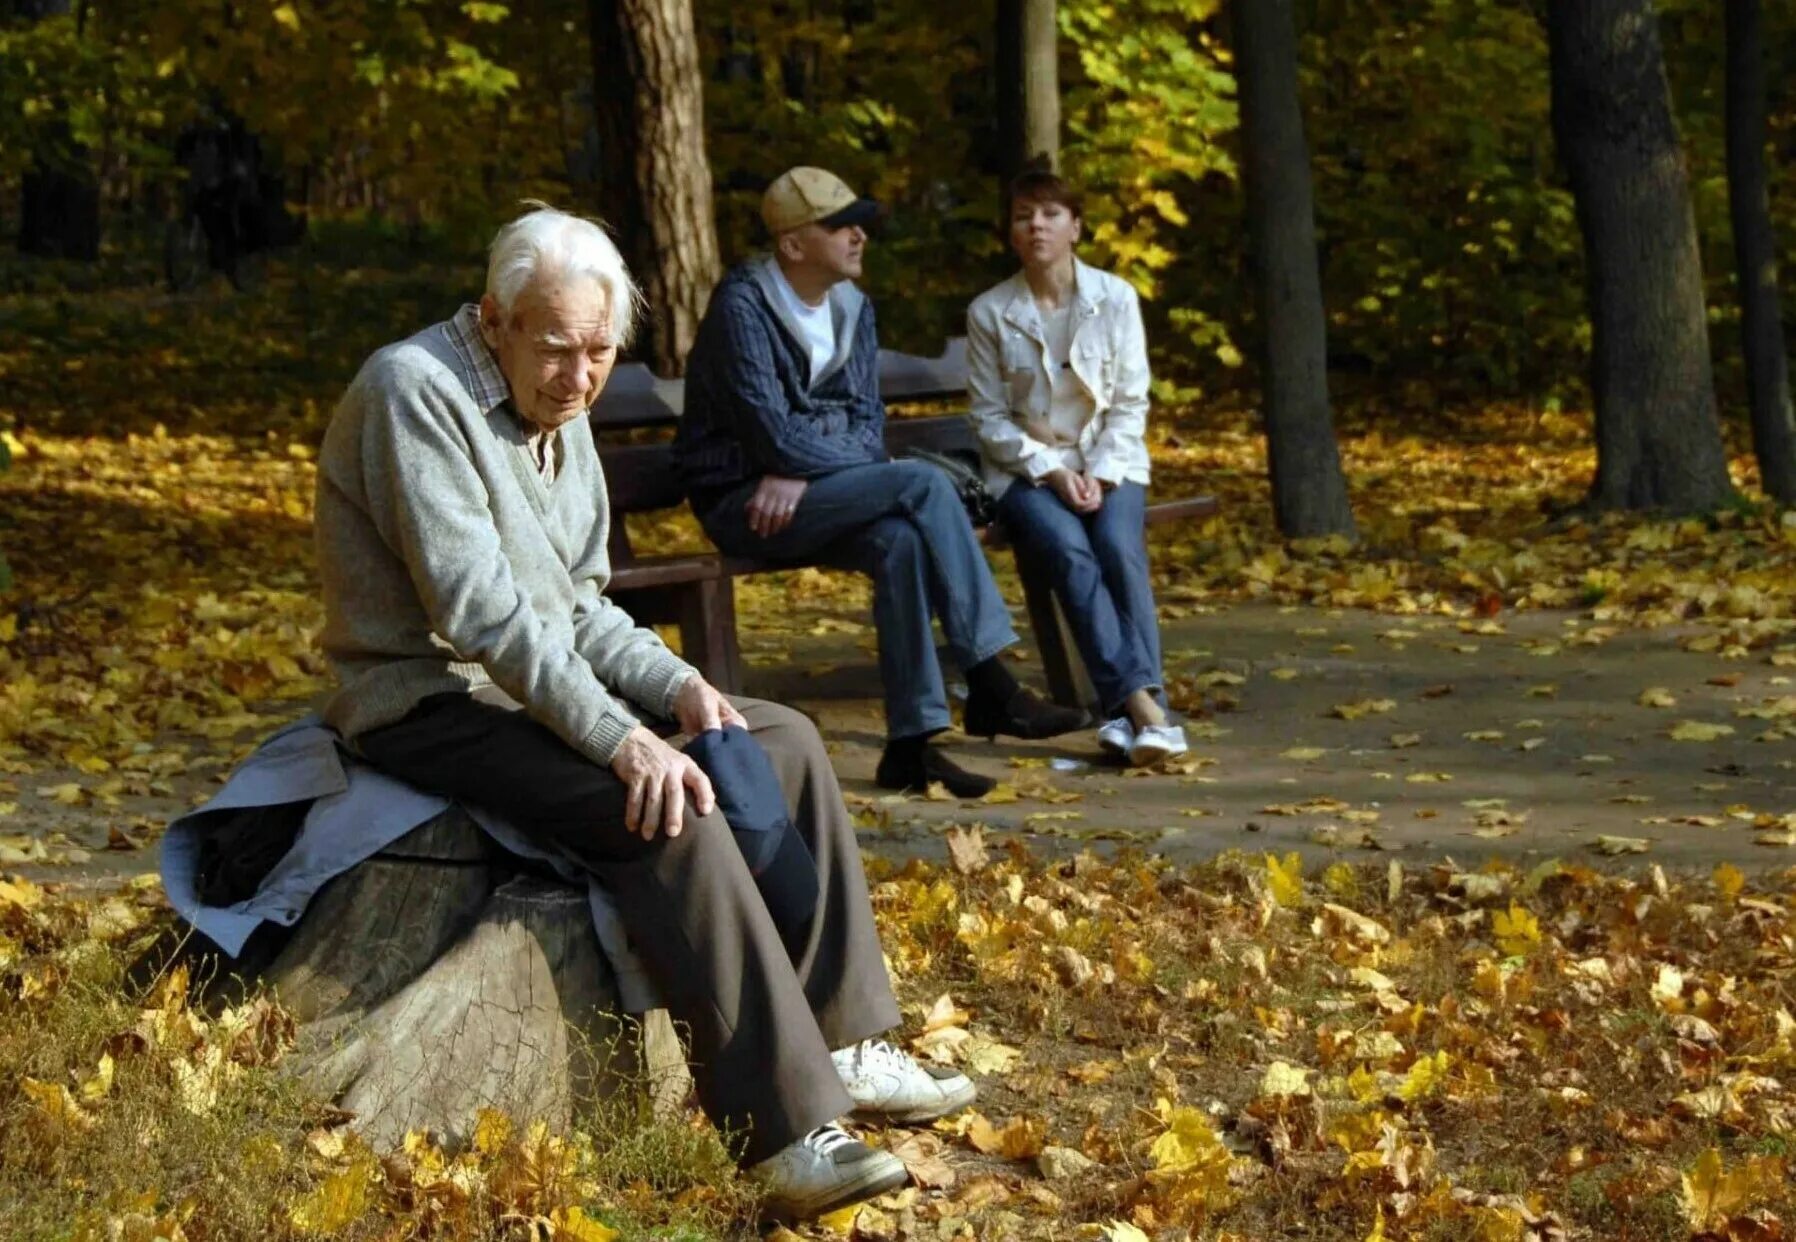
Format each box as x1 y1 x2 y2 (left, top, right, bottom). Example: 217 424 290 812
314 204 972 1221
675 167 1087 800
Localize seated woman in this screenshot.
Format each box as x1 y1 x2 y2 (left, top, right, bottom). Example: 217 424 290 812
965 169 1187 767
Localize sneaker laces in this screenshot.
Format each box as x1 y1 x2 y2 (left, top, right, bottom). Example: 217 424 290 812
840 1038 914 1075
799 1122 861 1157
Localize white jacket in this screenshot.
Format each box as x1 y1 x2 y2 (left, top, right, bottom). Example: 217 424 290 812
965 258 1153 499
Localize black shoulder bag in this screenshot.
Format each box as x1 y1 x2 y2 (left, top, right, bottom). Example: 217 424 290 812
899 447 998 527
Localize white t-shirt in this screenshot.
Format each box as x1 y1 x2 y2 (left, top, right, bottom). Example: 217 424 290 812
1035 296 1093 443
770 266 836 386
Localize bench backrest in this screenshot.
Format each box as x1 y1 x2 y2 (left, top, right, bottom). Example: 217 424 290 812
590 338 971 432
598 411 983 545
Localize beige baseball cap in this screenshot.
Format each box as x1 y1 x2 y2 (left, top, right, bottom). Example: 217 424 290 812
761 166 881 236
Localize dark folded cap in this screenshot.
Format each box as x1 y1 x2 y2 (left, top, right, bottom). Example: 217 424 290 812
682 725 791 837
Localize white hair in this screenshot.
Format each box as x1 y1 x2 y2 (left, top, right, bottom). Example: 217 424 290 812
485 202 640 347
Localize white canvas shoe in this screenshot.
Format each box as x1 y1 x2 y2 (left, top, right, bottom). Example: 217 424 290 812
1096 716 1135 758
748 1122 909 1222
832 1038 978 1123
1128 723 1189 767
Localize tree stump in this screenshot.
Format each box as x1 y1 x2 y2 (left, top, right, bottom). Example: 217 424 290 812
154 806 691 1150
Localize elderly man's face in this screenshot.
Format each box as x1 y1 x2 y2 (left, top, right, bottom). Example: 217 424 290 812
783 221 866 285
479 276 617 432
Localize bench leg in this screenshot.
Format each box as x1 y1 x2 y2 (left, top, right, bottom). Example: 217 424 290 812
677 577 743 696
1017 560 1098 713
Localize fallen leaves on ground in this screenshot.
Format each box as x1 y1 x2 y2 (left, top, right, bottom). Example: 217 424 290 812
6 833 1796 1238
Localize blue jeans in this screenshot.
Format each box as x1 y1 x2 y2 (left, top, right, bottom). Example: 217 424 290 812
700 461 1020 740
998 480 1162 716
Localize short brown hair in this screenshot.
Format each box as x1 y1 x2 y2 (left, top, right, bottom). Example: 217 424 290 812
1007 167 1083 220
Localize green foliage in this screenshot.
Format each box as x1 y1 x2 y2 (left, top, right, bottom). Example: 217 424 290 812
6 0 1796 404
0 8 179 183
1296 0 1587 394
696 0 1002 347
1060 0 1240 379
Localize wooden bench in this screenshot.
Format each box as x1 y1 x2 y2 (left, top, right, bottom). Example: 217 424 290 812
594 343 1219 711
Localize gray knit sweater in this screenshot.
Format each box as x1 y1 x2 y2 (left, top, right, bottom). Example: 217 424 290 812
314 310 696 765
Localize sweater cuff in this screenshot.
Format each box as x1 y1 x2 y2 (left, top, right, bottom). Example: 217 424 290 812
659 665 701 718
580 709 642 768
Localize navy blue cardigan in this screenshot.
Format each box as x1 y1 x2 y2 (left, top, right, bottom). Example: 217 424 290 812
674 260 887 515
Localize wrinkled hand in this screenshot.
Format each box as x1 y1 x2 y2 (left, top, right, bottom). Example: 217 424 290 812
1047 468 1102 515
671 676 748 734
747 475 809 538
610 726 715 841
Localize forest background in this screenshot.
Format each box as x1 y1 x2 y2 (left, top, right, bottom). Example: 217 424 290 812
7 0 1794 410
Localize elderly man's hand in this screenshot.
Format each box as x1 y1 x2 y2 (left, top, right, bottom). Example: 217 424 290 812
671 676 748 735
746 475 809 537
610 726 715 841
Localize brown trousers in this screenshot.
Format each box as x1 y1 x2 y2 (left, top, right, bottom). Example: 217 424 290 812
356 690 900 1165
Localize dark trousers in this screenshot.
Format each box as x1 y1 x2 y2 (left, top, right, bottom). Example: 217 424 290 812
701 461 1020 740
356 690 900 1165
997 480 1163 716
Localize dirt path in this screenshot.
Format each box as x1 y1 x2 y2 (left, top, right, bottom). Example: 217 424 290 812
7 603 1795 891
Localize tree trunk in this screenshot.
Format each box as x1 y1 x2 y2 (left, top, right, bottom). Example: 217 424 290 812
1230 0 1356 540
588 0 722 377
1545 0 1735 512
996 0 1060 191
19 156 101 260
1725 0 1796 503
12 0 100 259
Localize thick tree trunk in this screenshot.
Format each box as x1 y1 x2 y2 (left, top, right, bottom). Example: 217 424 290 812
1725 0 1796 503
19 156 100 260
996 0 1060 190
12 0 100 259
589 0 722 377
1231 0 1356 540
1546 0 1735 512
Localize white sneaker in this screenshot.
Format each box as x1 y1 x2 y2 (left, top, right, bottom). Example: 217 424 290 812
748 1122 909 1222
832 1038 978 1123
1096 716 1135 758
1128 723 1189 767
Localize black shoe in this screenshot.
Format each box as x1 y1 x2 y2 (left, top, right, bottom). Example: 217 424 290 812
876 742 996 798
962 686 1090 741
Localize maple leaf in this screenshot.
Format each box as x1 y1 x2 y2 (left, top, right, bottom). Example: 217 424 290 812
967 1112 1046 1160
1680 1148 1787 1231
1396 1050 1451 1102
286 1155 376 1234
1669 720 1735 742
548 1206 620 1242
1332 698 1397 720
943 824 988 874
1491 902 1542 956
1264 851 1304 907
1259 1060 1312 1098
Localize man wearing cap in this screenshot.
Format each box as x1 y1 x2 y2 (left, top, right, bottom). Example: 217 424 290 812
677 167 1086 798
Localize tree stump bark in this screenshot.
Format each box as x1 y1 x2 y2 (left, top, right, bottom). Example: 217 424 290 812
290 873 636 1150
153 806 691 1151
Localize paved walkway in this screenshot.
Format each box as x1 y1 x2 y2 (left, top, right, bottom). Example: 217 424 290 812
8 603 1794 889
751 603 1796 874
